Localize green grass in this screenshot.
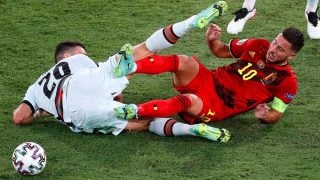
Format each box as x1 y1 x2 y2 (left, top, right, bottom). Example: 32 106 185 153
1 0 320 179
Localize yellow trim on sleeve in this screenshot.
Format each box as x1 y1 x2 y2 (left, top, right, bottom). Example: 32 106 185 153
271 97 288 113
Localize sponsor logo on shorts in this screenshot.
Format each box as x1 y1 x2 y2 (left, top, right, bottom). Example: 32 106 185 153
200 109 215 122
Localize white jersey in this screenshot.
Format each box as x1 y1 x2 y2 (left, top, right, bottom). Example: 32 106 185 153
23 54 97 117
23 54 129 135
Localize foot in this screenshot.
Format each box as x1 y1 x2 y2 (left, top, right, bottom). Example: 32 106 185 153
113 44 134 77
306 8 320 39
227 8 256 34
191 1 228 29
114 104 137 120
191 123 231 142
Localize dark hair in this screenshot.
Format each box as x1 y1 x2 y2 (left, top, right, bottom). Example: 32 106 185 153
54 41 85 63
282 27 304 53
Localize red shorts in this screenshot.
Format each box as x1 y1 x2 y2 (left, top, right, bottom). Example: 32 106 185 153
174 59 223 124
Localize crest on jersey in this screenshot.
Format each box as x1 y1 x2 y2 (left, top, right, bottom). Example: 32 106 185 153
261 72 277 85
257 60 265 69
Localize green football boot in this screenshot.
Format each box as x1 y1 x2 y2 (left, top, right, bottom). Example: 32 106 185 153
113 44 134 77
191 123 231 142
191 1 228 29
114 104 137 120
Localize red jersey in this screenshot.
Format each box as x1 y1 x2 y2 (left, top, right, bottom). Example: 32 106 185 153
210 38 297 121
176 38 297 124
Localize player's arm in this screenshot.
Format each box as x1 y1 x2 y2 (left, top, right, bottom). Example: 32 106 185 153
206 24 233 58
255 103 282 124
255 96 290 124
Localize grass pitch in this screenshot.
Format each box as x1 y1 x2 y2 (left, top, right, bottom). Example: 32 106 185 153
0 0 319 179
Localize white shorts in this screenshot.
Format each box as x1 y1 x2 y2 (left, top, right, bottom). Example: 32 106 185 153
62 58 129 135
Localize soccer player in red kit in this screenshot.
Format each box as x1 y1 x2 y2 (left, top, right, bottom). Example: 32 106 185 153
115 23 304 125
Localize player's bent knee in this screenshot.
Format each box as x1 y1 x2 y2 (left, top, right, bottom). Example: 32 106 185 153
184 94 203 116
177 55 198 70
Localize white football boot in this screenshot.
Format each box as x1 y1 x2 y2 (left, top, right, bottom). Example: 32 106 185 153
305 7 320 39
227 8 256 34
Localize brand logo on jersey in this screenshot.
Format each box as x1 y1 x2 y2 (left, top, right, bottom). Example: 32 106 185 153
261 72 277 85
284 93 295 100
257 60 265 69
248 51 256 58
236 39 248 46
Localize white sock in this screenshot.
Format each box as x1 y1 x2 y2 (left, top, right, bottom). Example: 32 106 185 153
242 0 256 11
306 0 319 12
172 122 196 136
149 118 196 137
146 28 173 52
146 16 195 52
171 16 195 37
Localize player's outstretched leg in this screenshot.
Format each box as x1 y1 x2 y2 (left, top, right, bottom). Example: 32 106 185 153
191 1 228 29
146 1 228 52
149 118 231 142
113 44 134 77
190 123 231 142
305 1 320 39
227 7 256 34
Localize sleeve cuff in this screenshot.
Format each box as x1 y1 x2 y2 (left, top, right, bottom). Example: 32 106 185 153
21 100 35 114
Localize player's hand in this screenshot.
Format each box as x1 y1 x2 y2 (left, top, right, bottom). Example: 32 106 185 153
206 23 221 42
254 103 270 120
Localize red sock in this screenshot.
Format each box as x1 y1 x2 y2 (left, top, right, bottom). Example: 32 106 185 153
136 54 179 74
137 95 191 117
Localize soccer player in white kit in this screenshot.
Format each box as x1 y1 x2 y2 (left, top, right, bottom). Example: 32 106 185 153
13 42 139 135
12 1 231 142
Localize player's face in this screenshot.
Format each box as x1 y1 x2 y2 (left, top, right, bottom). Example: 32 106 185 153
266 33 295 65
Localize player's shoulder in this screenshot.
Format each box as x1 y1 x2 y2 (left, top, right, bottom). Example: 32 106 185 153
274 64 298 87
230 38 270 58
286 65 297 80
231 38 269 45
230 38 270 51
246 38 270 48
